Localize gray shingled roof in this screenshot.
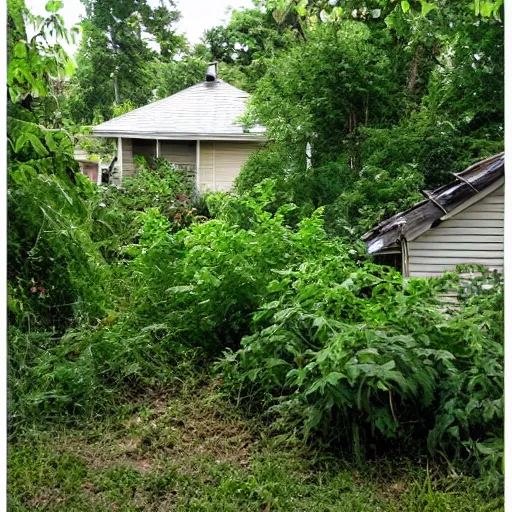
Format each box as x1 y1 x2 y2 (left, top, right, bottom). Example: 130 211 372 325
92 79 266 141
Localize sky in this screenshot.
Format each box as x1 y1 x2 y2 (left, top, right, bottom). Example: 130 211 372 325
25 0 256 54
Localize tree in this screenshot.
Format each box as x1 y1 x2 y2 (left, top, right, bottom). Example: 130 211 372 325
236 0 503 230
203 8 295 91
151 44 212 100
67 0 184 124
245 21 403 167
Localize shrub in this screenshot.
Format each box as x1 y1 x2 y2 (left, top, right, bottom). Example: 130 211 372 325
217 262 503 490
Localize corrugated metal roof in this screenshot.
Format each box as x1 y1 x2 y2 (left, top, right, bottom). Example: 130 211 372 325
361 152 505 254
92 79 266 141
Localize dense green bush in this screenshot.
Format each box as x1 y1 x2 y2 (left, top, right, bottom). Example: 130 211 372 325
324 164 424 235
217 262 503 491
89 156 204 261
8 182 347 427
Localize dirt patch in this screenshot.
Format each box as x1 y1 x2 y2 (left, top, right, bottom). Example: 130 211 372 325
53 384 254 475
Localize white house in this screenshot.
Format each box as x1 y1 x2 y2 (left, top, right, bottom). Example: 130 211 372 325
92 63 267 193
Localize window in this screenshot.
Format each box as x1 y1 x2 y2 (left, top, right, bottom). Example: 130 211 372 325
372 251 402 272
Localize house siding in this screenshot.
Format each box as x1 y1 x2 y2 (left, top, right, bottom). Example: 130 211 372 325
120 138 261 192
199 141 215 192
407 185 504 278
199 141 261 193
160 141 196 166
213 142 261 191
122 138 136 178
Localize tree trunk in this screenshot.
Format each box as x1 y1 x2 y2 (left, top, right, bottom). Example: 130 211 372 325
348 112 357 133
114 75 120 104
408 45 423 92
110 25 120 104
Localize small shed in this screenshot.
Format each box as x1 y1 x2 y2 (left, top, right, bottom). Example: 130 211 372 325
361 153 505 278
92 63 267 193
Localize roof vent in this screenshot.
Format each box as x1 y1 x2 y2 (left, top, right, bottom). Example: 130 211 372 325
205 61 218 82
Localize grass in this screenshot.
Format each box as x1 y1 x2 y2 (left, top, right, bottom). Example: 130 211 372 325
8 380 504 512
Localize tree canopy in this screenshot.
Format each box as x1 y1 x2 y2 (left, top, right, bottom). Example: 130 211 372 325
67 0 184 123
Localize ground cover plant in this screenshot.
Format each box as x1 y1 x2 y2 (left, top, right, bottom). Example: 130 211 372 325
7 0 504 509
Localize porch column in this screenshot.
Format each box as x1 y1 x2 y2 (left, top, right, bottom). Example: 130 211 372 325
117 137 123 184
156 139 160 158
196 140 201 195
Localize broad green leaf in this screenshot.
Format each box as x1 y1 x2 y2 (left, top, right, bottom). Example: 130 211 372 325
26 134 49 156
65 58 77 77
377 381 388 391
325 371 345 386
45 132 57 152
296 5 307 17
419 0 437 16
13 42 27 59
45 0 64 13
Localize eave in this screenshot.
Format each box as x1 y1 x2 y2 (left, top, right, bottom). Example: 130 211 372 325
91 130 269 142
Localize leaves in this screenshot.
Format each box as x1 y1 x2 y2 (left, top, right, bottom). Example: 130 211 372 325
419 0 437 17
45 0 63 13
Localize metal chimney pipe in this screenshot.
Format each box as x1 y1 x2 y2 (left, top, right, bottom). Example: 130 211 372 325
205 61 218 82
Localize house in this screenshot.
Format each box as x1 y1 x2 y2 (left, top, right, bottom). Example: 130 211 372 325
74 142 116 184
361 152 504 278
74 146 101 184
92 63 267 193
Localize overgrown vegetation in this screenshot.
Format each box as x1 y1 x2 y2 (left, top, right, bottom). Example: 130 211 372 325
8 0 504 509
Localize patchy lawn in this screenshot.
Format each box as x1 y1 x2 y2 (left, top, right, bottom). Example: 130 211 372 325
8 383 504 512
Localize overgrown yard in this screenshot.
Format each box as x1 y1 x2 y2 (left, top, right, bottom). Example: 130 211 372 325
7 1 505 510
8 380 504 512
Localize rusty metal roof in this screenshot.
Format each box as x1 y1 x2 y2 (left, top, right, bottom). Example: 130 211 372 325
361 152 505 254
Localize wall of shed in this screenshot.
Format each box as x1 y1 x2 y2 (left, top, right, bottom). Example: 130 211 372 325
407 185 504 277
198 141 261 193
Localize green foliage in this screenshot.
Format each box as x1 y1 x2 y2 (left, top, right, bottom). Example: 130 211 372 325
324 164 424 235
8 1 110 331
7 0 504 502
246 22 402 166
152 51 209 99
66 0 184 124
217 264 503 490
237 0 503 227
203 8 296 91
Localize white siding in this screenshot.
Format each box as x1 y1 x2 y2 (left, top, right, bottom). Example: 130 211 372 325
199 141 215 192
213 142 261 191
120 138 261 191
199 141 261 193
408 185 504 278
